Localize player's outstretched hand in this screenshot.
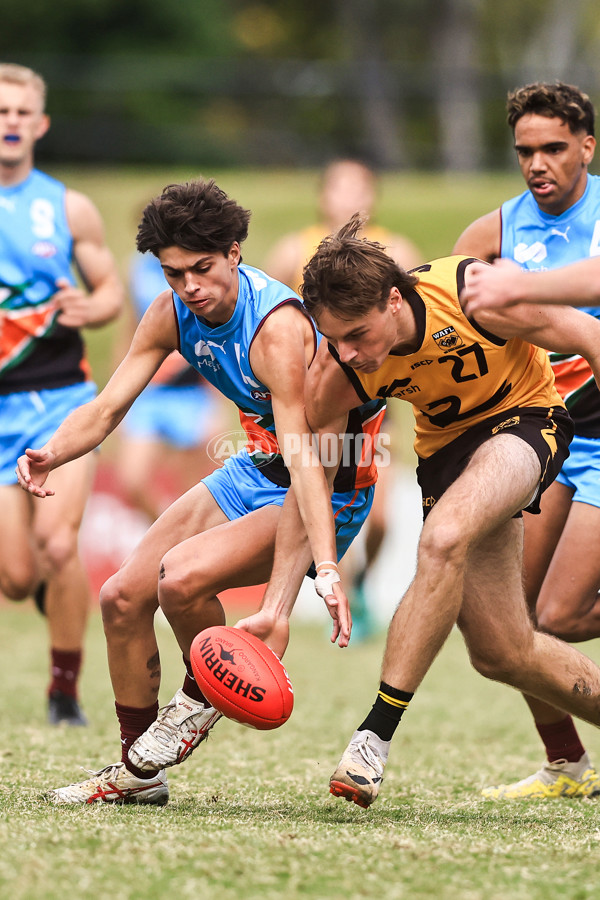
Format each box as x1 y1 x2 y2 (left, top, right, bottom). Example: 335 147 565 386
234 609 290 660
461 258 526 316
15 448 56 497
314 563 352 648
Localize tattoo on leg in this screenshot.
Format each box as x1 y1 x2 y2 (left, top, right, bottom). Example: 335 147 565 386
147 651 160 681
159 563 165 581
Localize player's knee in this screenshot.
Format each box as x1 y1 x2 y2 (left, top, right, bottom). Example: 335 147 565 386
469 650 515 683
35 524 78 576
158 553 197 618
468 642 525 685
418 517 467 573
158 550 205 617
0 564 35 600
100 571 152 634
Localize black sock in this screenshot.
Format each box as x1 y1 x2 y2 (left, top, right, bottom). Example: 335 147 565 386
358 682 414 742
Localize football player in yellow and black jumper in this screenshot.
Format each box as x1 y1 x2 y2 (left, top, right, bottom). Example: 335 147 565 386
242 214 600 808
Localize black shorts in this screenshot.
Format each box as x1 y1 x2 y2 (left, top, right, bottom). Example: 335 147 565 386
416 405 573 521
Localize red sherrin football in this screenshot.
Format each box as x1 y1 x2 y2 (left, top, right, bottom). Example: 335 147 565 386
190 625 294 730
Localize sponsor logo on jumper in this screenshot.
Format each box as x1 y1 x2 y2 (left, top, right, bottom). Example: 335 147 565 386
513 241 547 265
422 496 436 508
550 226 571 243
411 359 433 370
195 635 266 703
251 389 271 401
491 415 520 435
432 326 465 352
377 377 421 399
194 339 223 372
32 241 58 259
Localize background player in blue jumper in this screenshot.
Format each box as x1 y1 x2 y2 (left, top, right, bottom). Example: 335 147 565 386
454 81 600 799
0 63 124 726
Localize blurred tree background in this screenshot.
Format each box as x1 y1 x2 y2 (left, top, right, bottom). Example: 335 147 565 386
3 0 600 171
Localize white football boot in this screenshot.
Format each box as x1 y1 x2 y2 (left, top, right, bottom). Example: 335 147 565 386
48 762 169 805
128 688 222 772
329 730 388 808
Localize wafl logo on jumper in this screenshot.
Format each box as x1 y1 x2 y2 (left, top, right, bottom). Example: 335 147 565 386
194 633 268 703
432 326 465 353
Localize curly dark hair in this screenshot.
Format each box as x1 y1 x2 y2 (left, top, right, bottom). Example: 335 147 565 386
136 180 251 257
507 82 595 137
301 214 419 319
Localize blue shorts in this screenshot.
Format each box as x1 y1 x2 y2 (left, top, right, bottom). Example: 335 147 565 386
122 384 218 450
202 448 374 565
555 433 600 508
0 382 97 485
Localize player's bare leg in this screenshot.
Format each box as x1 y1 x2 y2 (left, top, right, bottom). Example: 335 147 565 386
522 480 572 616
157 504 282 654
0 457 96 724
456 516 600 802
330 433 544 807
379 434 542 691
534 500 600 641
33 455 96 647
0 485 38 600
100 482 230 709
461 515 600 799
484 482 600 798
128 503 286 773
48 482 235 801
520 481 575 723
461 523 600 712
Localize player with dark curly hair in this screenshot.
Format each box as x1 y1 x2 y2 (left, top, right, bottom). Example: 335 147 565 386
454 80 600 799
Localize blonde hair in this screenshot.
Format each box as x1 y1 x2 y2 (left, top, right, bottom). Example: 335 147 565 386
0 63 47 110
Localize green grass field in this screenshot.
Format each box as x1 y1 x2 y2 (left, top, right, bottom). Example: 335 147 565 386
2 603 600 900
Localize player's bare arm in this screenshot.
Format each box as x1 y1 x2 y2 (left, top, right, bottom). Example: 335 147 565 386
305 339 363 436
16 290 177 497
452 209 502 261
462 256 600 315
251 305 339 562
466 284 600 388
306 340 368 642
53 188 124 329
239 335 361 650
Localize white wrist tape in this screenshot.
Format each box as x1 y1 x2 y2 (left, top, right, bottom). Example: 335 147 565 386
314 565 341 600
